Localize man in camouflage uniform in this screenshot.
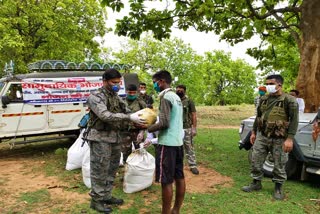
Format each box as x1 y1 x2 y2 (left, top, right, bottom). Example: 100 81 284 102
86 69 145 213
121 84 146 163
138 82 154 108
242 74 298 200
176 84 199 175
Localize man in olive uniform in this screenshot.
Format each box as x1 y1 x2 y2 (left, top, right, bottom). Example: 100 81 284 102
242 74 298 200
86 69 146 213
121 84 146 163
138 82 154 108
176 84 199 175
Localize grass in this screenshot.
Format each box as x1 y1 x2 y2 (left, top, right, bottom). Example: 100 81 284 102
193 129 320 213
1 105 320 213
197 104 255 126
19 189 51 204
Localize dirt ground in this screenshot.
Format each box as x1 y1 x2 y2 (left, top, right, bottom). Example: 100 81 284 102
0 148 233 213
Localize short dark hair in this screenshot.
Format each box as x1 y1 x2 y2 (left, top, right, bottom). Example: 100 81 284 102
266 74 284 85
102 68 121 80
152 70 172 84
127 84 137 91
290 89 299 96
176 84 186 91
139 82 146 86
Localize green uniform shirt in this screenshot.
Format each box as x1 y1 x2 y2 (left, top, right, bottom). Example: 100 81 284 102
126 97 146 113
181 96 196 129
125 97 146 130
138 93 154 108
253 93 298 139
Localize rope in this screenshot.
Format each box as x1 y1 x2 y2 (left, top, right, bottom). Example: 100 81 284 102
9 102 25 149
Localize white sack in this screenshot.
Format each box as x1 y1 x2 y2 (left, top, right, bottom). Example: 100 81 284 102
123 149 155 193
82 150 124 189
82 148 91 188
119 152 124 167
65 129 89 170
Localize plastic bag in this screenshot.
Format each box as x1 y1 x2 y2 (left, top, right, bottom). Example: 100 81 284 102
123 148 155 193
131 108 157 127
65 129 89 170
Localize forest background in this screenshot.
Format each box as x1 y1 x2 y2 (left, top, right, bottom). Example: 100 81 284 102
1 0 318 109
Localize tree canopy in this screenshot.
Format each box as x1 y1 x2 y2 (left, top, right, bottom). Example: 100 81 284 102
102 0 301 44
112 36 256 105
102 0 320 112
102 0 301 79
0 0 106 73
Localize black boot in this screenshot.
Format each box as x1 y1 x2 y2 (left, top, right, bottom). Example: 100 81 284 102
104 196 124 205
190 167 199 175
241 179 262 192
90 199 113 213
273 183 285 200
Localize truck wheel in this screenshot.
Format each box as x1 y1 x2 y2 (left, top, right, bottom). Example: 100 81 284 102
248 150 298 178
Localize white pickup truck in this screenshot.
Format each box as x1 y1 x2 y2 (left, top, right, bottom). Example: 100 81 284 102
238 111 320 180
0 60 138 146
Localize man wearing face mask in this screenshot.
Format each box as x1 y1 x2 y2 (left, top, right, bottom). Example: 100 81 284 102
289 89 305 113
147 70 185 214
254 86 267 115
176 84 199 175
85 69 146 213
242 74 298 201
121 84 146 163
139 82 154 108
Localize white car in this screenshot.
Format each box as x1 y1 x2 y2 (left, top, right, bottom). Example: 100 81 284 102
0 60 138 146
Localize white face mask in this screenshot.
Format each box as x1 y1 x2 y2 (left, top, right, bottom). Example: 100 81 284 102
140 90 146 94
266 85 278 94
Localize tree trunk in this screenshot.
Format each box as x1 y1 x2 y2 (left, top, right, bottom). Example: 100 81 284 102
296 0 320 113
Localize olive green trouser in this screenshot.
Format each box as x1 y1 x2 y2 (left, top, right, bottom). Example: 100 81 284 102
251 132 288 183
183 128 197 168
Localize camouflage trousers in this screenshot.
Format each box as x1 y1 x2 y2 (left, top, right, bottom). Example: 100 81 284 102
89 141 121 201
121 131 140 163
251 132 288 183
183 128 197 168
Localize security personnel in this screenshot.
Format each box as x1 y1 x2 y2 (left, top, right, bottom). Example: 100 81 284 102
242 74 298 200
176 84 199 175
86 69 145 213
138 82 154 108
121 84 146 163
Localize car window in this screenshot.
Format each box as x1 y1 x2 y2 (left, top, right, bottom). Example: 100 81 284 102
6 84 23 102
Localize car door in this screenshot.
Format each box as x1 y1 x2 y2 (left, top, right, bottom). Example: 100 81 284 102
295 113 318 159
0 83 47 138
47 103 84 131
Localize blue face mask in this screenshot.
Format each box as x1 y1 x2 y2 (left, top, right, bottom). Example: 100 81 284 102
127 94 137 100
259 91 266 96
153 82 161 93
112 84 120 92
